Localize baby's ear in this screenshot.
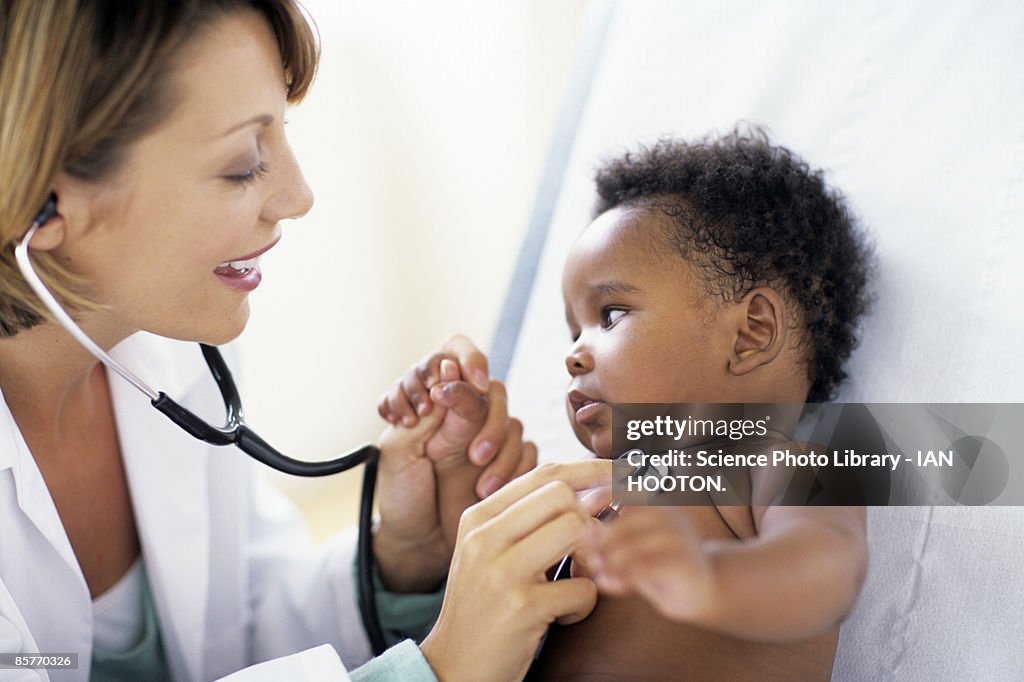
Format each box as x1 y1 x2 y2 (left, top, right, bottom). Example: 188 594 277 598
728 287 787 376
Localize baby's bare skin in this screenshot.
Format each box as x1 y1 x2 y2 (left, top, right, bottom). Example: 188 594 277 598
529 504 839 681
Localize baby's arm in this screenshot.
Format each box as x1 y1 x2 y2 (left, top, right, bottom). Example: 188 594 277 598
586 504 867 643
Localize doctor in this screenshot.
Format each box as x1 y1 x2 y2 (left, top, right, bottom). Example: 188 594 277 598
0 1 608 680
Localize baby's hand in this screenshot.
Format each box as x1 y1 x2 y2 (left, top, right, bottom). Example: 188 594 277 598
380 352 538 550
377 347 486 427
421 358 489 468
582 506 718 623
379 352 535 499
379 353 488 465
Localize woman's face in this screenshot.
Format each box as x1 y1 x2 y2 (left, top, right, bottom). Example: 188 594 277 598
54 10 313 345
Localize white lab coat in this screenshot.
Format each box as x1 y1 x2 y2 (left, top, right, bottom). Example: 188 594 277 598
0 332 374 681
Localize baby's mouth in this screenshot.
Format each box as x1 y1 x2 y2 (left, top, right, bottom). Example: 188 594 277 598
568 389 606 425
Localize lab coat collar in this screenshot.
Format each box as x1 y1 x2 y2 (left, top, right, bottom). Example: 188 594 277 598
0 386 22 474
109 332 213 682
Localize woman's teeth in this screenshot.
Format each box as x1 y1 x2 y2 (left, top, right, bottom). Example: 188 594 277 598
217 257 259 273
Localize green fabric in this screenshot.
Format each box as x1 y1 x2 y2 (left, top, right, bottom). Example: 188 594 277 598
350 639 438 682
352 558 445 647
90 563 170 682
349 559 445 681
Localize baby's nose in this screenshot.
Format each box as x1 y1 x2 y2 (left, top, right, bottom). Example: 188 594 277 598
565 345 594 376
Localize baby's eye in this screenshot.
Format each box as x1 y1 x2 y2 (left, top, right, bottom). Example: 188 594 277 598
601 307 627 329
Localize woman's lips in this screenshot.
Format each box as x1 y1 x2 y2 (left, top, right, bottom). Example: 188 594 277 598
214 262 262 292
214 236 280 292
568 389 606 425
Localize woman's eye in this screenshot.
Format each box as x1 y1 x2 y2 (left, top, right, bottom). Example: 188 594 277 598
226 161 268 185
601 308 626 328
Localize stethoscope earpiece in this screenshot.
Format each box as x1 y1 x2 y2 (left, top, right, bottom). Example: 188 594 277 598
33 192 58 229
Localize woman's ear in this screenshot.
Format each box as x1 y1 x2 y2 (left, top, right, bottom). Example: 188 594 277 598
728 287 787 376
29 173 99 252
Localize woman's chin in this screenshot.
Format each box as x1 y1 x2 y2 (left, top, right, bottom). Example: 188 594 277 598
204 300 252 344
205 320 249 346
149 306 250 346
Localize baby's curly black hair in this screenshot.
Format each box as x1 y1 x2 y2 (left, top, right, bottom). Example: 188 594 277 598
593 127 873 402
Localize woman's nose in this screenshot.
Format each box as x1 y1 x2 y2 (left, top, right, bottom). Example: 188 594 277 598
265 143 314 222
565 343 594 376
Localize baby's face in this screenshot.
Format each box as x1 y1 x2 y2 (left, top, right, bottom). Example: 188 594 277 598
562 207 736 457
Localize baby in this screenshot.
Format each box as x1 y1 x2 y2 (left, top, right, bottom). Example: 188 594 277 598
382 128 873 680
528 128 874 681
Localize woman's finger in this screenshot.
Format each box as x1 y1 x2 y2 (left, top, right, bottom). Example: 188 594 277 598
505 506 592 577
568 516 609 580
416 351 455 390
466 480 580 560
508 440 538 482
465 459 612 526
469 472 604 562
441 333 490 392
475 417 525 498
466 379 509 466
579 484 614 517
438 358 459 383
536 578 599 626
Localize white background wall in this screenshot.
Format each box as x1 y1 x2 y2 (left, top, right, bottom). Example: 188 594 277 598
235 1 591 535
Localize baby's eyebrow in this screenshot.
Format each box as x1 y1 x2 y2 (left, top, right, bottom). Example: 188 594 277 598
594 280 640 295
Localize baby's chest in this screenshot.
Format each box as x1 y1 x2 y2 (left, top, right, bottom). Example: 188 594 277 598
527 506 835 681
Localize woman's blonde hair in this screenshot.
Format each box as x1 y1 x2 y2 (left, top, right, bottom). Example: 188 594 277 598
0 0 318 336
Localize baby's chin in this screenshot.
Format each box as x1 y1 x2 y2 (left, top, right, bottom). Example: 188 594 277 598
572 427 614 459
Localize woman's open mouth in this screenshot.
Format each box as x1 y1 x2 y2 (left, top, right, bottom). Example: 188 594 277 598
214 257 263 291
214 236 280 292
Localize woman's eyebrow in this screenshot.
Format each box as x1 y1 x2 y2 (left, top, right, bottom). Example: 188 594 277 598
217 113 273 138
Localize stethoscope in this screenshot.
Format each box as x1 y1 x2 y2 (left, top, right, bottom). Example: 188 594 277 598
15 194 391 655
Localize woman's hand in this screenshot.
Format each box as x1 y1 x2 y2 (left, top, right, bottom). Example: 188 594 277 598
419 460 612 682
374 413 450 592
373 335 534 591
